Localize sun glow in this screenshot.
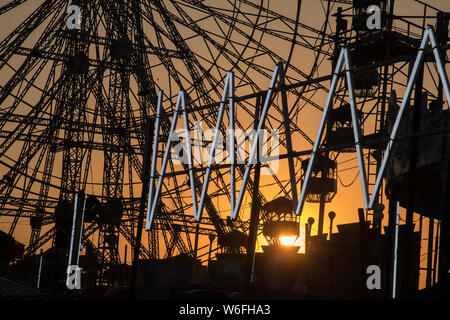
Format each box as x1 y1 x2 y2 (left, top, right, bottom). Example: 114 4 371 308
279 236 298 246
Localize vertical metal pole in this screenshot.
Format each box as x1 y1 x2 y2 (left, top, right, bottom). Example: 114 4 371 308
426 218 434 288
385 183 398 298
333 7 342 73
229 72 236 218
318 194 326 236
388 0 395 30
208 234 215 262
419 215 423 259
358 208 367 297
129 111 154 300
305 223 311 254
392 201 400 299
329 214 334 241
37 249 43 289
245 94 262 288
248 163 261 287
435 12 449 106
279 63 298 208
433 221 440 285
194 223 200 260
305 221 312 296
378 0 394 165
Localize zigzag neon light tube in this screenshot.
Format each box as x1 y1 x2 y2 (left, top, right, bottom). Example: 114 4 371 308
231 65 279 220
295 49 345 216
146 91 182 230
197 72 234 221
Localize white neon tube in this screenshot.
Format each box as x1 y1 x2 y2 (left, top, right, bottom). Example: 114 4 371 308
197 72 234 221
368 29 429 209
146 90 163 230
146 91 182 230
68 193 78 267
344 48 369 209
232 65 279 220
392 201 400 299
76 195 86 266
295 48 345 216
182 92 199 219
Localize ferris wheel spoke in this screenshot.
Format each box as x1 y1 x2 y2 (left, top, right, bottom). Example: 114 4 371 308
0 0 28 15
0 0 64 70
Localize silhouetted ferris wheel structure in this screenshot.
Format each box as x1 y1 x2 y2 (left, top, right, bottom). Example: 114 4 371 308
0 0 447 286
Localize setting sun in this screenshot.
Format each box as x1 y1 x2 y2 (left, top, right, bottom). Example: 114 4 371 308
279 236 298 246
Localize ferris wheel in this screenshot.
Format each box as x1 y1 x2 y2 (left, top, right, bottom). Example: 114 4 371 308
0 0 446 286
